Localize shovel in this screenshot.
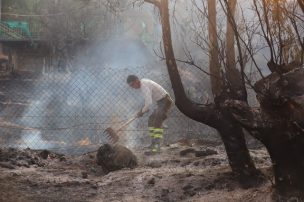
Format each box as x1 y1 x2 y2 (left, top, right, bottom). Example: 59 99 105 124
103 115 138 144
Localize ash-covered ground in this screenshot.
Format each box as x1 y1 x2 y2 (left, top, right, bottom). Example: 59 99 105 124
0 138 274 202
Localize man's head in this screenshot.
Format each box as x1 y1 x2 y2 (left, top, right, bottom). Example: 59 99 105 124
127 75 141 89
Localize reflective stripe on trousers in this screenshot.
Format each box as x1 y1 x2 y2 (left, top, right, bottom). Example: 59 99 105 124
148 127 163 139
148 127 163 153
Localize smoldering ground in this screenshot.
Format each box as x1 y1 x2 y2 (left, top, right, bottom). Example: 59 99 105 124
0 35 212 155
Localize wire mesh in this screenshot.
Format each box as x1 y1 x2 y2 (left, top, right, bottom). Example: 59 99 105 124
0 65 217 155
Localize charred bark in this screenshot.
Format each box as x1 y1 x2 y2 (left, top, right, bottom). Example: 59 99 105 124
227 100 304 197
267 127 304 197
145 0 304 196
267 60 303 75
256 68 304 196
226 68 304 196
216 114 261 187
144 0 260 184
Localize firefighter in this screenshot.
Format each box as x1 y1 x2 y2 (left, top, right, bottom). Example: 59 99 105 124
127 75 173 155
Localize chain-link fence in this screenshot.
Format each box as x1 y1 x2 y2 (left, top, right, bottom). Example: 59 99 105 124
0 65 217 155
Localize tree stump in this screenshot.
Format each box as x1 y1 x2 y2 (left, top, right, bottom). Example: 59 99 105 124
96 144 137 173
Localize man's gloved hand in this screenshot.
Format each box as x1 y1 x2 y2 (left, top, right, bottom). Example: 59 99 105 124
137 109 149 117
137 110 144 117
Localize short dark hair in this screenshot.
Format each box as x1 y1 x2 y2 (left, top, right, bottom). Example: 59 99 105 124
127 75 139 84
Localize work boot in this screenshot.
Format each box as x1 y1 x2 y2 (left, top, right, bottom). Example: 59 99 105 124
144 142 161 156
144 149 160 156
145 143 154 150
152 143 161 152
144 151 156 156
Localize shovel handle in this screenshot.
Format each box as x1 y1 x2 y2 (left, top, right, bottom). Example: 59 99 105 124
116 115 138 132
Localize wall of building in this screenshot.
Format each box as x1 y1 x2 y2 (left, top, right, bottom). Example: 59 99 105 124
2 42 49 75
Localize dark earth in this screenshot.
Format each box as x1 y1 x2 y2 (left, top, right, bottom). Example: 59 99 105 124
0 138 274 202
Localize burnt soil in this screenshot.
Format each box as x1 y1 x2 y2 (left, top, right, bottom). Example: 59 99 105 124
0 139 275 202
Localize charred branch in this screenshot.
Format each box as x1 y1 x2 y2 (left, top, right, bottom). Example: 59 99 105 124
223 100 277 131
255 67 304 106
267 60 303 74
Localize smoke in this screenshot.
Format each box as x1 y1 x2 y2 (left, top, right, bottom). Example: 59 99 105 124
6 2 217 154
20 130 56 150
14 35 166 153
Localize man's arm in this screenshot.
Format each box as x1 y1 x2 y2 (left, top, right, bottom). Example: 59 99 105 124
138 85 152 117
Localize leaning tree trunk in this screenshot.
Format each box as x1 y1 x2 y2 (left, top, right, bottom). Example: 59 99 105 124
145 0 260 184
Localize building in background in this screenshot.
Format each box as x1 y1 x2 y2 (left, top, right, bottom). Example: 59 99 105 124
0 0 161 76
0 0 44 75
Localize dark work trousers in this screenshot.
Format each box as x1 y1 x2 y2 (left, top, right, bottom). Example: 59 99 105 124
147 94 173 152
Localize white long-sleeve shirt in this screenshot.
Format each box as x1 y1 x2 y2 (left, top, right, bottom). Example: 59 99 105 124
140 78 168 112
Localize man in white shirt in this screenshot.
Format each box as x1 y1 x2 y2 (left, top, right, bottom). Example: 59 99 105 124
127 75 173 155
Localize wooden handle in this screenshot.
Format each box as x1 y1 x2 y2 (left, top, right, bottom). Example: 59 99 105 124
116 115 138 132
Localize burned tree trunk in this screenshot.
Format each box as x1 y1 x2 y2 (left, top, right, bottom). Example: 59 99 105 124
217 117 260 184
207 0 258 183
145 0 259 184
267 127 304 196
227 101 304 197
256 67 304 196
226 67 304 197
